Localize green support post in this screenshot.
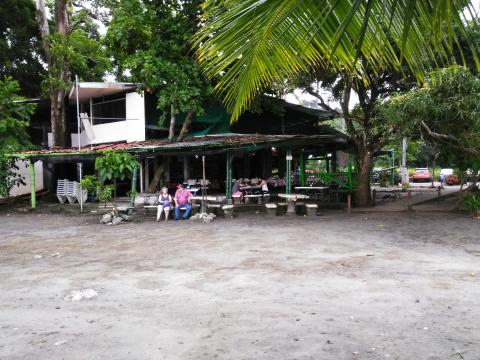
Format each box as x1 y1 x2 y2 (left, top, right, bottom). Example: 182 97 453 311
286 149 292 194
225 151 233 201
130 165 138 208
391 150 395 186
299 152 306 186
29 159 36 209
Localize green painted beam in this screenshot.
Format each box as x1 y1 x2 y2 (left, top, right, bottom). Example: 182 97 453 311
225 151 233 200
286 149 292 194
29 159 36 209
130 165 138 208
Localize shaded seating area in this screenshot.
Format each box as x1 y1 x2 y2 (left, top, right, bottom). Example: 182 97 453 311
12 132 356 215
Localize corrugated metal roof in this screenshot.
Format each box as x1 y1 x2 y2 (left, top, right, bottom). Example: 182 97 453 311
13 133 348 159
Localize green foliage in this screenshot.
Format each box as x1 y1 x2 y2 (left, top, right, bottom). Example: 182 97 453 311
0 0 45 97
383 67 480 171
462 191 480 217
95 150 138 183
0 77 34 199
105 0 212 125
79 174 115 207
97 184 115 207
195 0 479 121
79 175 99 193
43 29 111 95
0 155 26 199
0 77 35 150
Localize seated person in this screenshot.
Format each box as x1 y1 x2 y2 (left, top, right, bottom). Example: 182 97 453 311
259 178 269 194
156 187 172 222
232 180 244 202
174 184 192 220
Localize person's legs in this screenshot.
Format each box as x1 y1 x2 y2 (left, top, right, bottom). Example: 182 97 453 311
156 205 164 221
174 206 180 220
182 203 192 219
164 207 170 221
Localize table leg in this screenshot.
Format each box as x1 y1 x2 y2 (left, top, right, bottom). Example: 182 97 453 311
286 200 296 215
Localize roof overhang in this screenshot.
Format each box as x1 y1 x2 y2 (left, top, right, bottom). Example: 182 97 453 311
68 82 138 104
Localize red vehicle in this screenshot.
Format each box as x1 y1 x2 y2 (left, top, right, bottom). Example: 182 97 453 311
410 168 432 182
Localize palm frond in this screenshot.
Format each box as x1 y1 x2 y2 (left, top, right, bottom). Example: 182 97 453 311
195 0 479 121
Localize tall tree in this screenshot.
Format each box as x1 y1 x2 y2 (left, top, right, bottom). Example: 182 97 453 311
106 0 212 142
382 66 480 185
288 62 414 205
0 0 45 97
36 0 110 148
195 0 478 206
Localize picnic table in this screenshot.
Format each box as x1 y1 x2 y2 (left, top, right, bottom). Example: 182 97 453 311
240 185 262 194
295 186 329 201
278 193 310 215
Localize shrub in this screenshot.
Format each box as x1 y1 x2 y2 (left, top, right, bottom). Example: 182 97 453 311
462 192 480 217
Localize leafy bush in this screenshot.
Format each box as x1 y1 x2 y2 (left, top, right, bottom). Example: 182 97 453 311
95 150 138 183
79 175 115 207
0 155 26 199
462 192 480 217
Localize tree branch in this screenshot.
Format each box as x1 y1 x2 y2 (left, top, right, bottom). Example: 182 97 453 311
421 121 479 156
304 88 340 116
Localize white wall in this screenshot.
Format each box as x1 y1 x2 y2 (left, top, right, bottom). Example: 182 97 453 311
70 91 145 147
2 160 44 198
125 92 146 142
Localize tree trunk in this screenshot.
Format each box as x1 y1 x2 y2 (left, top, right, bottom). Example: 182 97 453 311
168 103 176 143
354 149 373 207
36 0 70 148
50 88 67 147
178 111 193 141
148 162 165 193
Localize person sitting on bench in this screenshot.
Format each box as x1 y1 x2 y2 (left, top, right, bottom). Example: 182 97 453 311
156 187 172 222
260 178 269 195
174 184 192 220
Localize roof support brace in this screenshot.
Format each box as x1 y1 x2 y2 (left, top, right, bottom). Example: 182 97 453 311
225 151 233 202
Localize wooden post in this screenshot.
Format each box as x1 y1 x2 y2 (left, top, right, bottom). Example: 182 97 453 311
347 194 351 215
286 149 292 194
225 151 233 202
29 159 36 209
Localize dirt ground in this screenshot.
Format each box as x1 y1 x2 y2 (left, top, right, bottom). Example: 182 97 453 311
0 210 479 360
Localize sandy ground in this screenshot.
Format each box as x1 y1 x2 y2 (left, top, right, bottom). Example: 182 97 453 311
0 210 480 360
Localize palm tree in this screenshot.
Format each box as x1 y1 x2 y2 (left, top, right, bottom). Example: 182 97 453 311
195 0 478 206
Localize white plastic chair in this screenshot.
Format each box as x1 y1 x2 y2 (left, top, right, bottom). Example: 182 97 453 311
56 179 68 204
66 181 78 204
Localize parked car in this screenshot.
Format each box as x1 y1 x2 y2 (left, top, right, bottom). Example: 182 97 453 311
410 168 432 182
446 174 460 186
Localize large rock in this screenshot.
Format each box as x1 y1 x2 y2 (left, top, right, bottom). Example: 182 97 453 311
100 213 113 224
111 216 123 225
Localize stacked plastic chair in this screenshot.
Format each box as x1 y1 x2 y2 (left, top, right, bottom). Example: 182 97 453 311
56 179 68 204
66 181 78 204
